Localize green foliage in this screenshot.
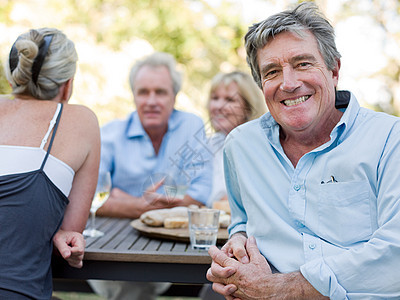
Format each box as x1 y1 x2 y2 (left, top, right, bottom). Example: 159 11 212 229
0 0 13 24
2 0 399 118
56 0 250 108
0 61 11 95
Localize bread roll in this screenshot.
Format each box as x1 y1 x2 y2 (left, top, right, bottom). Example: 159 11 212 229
164 217 188 229
140 206 188 227
219 213 231 228
212 200 231 214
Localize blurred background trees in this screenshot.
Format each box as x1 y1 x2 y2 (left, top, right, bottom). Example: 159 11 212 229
1 0 399 125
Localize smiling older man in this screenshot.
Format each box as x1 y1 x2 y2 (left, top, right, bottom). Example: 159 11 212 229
206 2 400 300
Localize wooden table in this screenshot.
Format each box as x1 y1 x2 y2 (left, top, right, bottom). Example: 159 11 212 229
52 217 213 284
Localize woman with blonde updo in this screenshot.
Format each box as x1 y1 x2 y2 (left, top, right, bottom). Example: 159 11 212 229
0 28 100 299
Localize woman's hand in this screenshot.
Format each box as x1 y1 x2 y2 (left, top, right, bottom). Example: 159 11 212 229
53 229 86 268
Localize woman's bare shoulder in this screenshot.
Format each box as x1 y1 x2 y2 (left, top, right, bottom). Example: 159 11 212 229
63 104 99 128
63 103 97 118
60 104 100 143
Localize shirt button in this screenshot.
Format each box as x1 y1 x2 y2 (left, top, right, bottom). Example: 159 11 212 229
309 244 316 250
293 184 301 191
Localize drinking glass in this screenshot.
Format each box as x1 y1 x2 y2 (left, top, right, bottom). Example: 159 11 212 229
83 172 112 238
188 208 220 250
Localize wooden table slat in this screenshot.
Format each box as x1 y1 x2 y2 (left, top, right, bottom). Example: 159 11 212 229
145 238 163 251
113 227 141 251
85 218 123 248
158 240 175 251
83 217 110 247
129 235 151 250
172 242 188 252
101 220 135 250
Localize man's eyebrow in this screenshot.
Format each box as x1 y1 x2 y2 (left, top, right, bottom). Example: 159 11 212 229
260 54 318 75
260 62 280 75
289 54 317 64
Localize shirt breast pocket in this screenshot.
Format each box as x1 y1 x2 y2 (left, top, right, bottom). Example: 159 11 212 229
317 181 373 247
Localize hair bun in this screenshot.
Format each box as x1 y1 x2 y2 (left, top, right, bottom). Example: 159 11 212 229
11 39 39 86
15 39 39 60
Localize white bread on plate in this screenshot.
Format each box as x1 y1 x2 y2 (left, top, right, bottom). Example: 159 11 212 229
212 200 231 214
164 217 189 229
140 206 188 227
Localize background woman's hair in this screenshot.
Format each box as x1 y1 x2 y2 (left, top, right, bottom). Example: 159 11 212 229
5 27 78 100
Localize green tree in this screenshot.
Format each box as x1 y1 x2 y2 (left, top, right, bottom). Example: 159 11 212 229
1 0 399 118
0 61 11 95
57 0 250 112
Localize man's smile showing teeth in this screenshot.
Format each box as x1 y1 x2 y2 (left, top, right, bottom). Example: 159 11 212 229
283 95 310 106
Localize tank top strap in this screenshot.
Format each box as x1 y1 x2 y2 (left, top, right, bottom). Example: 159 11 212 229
40 103 63 170
39 103 62 150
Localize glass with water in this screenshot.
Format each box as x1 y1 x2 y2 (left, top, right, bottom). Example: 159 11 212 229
188 208 220 250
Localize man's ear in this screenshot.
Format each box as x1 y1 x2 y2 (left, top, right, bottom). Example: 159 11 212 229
332 59 341 85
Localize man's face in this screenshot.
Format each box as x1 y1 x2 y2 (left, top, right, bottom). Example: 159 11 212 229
133 65 175 134
258 30 340 137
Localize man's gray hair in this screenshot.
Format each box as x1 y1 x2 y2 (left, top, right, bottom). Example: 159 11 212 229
245 1 341 88
129 52 182 96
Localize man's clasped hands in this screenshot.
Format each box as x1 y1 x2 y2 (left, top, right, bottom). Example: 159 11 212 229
207 233 276 300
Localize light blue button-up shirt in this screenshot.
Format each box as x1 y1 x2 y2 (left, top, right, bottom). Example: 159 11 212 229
100 109 212 204
224 91 400 299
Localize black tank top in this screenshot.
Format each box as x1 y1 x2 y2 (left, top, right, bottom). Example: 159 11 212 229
0 104 69 299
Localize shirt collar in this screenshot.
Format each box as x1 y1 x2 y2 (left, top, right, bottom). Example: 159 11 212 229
332 90 360 144
126 109 180 138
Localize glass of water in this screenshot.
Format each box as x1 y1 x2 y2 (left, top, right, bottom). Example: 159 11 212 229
188 208 220 250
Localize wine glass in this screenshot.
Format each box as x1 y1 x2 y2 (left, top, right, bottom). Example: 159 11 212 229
83 172 112 238
163 169 190 200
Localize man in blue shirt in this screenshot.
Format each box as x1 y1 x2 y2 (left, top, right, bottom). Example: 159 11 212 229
97 52 212 219
207 2 400 299
90 52 212 300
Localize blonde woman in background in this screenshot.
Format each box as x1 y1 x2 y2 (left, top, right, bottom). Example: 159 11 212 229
200 71 267 300
0 28 100 299
206 71 267 207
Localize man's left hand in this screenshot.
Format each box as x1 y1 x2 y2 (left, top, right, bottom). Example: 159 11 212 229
207 236 273 300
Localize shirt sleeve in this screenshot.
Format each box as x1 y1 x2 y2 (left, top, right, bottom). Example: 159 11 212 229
301 127 400 299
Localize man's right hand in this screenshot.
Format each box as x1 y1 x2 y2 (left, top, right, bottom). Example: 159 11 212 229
142 177 183 208
97 182 184 219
